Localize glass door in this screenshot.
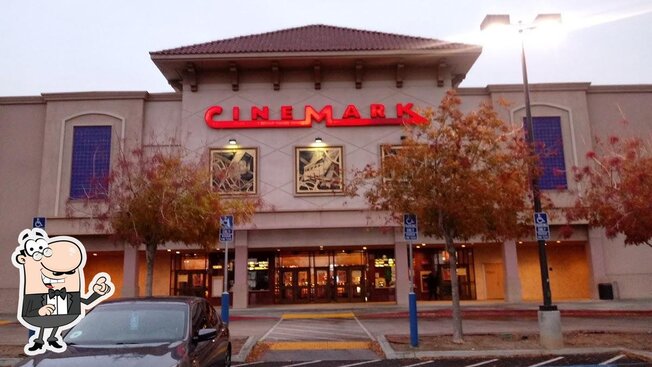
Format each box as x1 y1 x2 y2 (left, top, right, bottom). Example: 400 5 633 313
280 270 294 303
350 268 365 301
296 268 311 302
335 269 349 300
313 268 330 301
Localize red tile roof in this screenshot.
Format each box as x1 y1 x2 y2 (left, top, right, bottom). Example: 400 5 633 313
151 24 472 55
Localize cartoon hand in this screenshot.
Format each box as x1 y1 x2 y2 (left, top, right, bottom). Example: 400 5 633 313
92 276 111 295
38 304 56 316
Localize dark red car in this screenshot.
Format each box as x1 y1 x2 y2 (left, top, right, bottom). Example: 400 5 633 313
16 296 231 367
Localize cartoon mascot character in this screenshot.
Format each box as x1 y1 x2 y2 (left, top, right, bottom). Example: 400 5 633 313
11 228 114 355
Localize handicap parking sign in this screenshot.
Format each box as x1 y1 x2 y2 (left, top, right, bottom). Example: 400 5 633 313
534 212 550 241
32 217 46 229
403 214 418 241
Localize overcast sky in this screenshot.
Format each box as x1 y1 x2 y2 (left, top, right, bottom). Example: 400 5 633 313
1 0 651 96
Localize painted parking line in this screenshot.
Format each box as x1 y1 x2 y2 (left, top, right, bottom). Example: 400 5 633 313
268 341 372 350
338 359 382 367
232 361 265 367
528 356 564 367
260 318 284 341
282 312 355 319
464 359 499 367
403 361 435 367
600 354 626 365
282 360 323 367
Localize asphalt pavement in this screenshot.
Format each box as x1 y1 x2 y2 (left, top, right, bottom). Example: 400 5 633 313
1 299 652 366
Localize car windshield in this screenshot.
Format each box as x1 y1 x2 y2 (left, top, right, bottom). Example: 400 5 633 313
64 302 188 345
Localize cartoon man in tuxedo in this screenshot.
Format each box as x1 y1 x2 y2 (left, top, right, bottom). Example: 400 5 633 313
11 228 114 355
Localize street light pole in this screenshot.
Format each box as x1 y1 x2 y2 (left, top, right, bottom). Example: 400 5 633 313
481 13 563 348
520 35 555 311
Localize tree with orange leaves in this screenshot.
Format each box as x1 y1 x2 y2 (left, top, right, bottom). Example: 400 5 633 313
570 134 652 247
349 91 534 343
71 146 260 296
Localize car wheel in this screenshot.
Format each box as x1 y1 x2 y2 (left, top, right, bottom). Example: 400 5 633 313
224 347 231 367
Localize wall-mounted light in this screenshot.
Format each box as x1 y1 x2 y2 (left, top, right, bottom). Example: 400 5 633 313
314 137 323 144
228 138 237 146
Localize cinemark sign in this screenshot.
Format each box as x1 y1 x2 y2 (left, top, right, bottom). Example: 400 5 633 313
204 103 427 129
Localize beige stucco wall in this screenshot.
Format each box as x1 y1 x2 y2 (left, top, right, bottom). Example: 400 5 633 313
169 66 449 214
0 100 46 313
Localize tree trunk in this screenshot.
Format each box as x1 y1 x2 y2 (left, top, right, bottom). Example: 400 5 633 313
145 242 157 297
445 236 464 343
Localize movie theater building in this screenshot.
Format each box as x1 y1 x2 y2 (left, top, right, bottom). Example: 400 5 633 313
2 25 652 312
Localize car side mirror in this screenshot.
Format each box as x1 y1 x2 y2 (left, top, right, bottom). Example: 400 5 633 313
193 328 217 343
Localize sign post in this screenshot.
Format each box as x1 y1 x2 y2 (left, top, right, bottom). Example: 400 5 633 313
403 213 419 347
219 215 234 324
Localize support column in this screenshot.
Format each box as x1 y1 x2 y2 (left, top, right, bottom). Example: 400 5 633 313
122 245 139 297
233 231 249 309
394 241 409 306
502 240 522 303
587 227 608 299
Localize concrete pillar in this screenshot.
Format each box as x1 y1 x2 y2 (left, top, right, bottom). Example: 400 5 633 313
121 245 139 297
587 227 607 299
502 240 522 302
394 241 409 306
538 310 563 349
233 231 249 309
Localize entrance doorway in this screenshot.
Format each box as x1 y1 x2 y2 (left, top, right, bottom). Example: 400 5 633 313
334 267 365 302
175 271 207 297
279 268 311 303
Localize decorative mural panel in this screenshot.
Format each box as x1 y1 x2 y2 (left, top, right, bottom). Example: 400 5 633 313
380 144 404 182
210 148 257 195
295 146 343 195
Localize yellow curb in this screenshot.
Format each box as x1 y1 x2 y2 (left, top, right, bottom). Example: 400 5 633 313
281 312 355 319
0 320 11 326
267 341 371 350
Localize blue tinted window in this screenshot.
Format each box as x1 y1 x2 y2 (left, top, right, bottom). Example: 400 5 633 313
70 126 111 199
531 116 567 190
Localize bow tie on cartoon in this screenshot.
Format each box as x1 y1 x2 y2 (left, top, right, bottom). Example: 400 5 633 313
48 288 67 300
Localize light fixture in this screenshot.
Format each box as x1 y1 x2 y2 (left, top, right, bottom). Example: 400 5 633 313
314 137 323 144
167 249 171 252
461 245 466 248
92 253 98 257
518 241 523 244
175 251 181 254
228 138 237 145
556 240 561 244
362 246 367 250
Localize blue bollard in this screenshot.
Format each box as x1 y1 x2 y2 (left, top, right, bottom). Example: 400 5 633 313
221 292 230 324
409 292 419 347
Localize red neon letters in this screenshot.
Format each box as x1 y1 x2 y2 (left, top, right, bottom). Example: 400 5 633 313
204 103 427 129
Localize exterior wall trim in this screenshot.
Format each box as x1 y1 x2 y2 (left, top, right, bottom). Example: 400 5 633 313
43 91 148 101
488 83 591 93
54 111 126 216
0 96 45 104
587 85 652 93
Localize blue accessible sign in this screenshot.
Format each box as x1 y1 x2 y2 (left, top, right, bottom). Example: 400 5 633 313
32 217 46 229
403 213 418 241
219 215 234 242
534 212 550 241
